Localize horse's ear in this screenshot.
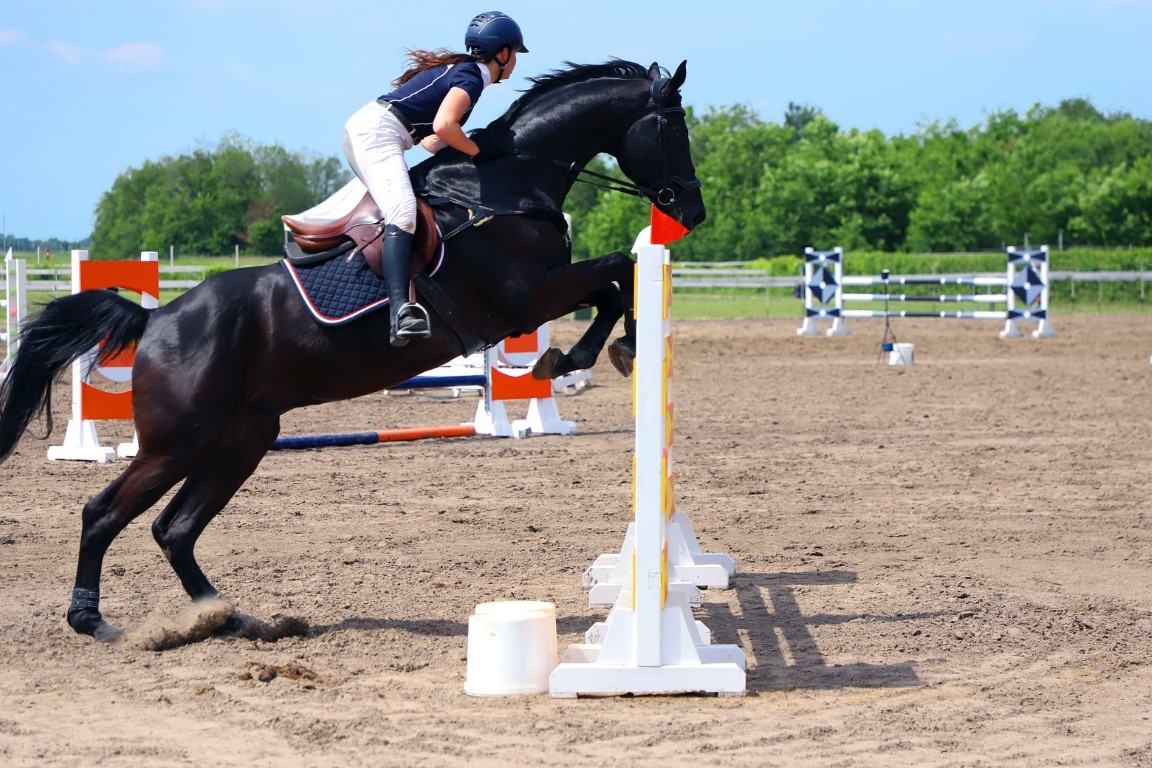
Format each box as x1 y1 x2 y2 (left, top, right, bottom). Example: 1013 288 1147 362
647 62 662 80
656 60 687 99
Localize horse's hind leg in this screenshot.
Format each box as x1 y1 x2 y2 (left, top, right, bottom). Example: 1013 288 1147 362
151 408 280 605
69 458 190 640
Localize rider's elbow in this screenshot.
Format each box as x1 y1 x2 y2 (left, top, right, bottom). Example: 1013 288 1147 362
432 116 459 137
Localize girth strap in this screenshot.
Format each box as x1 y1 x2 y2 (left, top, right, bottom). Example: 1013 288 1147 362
408 196 569 358
439 205 524 242
422 194 569 242
414 273 488 357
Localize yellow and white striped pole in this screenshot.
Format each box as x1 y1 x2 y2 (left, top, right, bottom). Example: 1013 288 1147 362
631 238 673 665
550 208 745 697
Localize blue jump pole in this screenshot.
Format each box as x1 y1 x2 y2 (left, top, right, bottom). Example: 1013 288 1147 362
269 373 488 450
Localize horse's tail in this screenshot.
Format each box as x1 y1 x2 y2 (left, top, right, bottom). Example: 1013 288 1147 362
0 290 152 463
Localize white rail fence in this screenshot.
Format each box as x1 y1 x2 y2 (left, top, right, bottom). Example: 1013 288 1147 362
672 263 1150 292
3 260 1148 296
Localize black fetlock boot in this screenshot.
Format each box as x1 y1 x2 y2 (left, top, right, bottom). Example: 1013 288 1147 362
382 224 430 347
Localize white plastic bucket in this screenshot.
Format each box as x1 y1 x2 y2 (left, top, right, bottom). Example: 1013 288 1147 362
888 343 915 366
464 601 558 696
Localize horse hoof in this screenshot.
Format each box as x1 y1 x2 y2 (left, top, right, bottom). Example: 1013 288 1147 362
531 347 563 380
68 607 121 641
214 615 244 635
93 623 124 643
212 609 262 637
608 339 635 377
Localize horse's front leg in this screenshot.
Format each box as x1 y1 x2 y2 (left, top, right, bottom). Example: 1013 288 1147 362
532 283 622 379
606 262 636 377
512 250 636 379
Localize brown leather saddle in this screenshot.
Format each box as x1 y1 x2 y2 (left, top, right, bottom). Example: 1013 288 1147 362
280 178 439 278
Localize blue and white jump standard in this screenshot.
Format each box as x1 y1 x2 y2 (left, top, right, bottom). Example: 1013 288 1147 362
797 246 1056 339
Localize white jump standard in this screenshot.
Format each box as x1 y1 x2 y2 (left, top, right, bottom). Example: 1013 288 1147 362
2 250 28 379
549 217 746 698
797 245 1056 339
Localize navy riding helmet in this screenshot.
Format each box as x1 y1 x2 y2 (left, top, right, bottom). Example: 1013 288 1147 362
465 11 529 58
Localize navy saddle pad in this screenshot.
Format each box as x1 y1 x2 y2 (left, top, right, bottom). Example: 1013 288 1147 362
282 251 391 327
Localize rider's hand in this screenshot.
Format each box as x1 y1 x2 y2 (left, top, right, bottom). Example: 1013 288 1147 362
470 131 504 163
420 135 448 154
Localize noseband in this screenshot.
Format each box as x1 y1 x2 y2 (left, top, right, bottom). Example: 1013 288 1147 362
512 76 702 208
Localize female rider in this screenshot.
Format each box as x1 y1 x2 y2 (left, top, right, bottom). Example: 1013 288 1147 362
343 11 528 346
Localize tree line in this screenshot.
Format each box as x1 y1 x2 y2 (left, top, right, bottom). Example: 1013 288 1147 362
570 98 1152 262
1 234 85 256
79 99 1152 262
90 133 350 257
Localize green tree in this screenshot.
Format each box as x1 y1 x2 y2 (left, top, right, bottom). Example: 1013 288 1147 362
576 188 649 262
784 101 828 143
564 154 616 260
92 137 351 257
87 98 1152 261
92 160 165 257
906 173 995 251
675 106 791 261
1069 158 1152 245
753 118 912 254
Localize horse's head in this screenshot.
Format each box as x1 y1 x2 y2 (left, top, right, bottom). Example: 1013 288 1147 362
416 59 706 232
614 61 706 232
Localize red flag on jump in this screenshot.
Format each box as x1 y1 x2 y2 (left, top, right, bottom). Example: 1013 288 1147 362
650 205 689 245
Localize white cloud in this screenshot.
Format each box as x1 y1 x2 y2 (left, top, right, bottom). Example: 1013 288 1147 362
35 38 167 71
46 40 85 65
0 28 29 46
104 42 166 70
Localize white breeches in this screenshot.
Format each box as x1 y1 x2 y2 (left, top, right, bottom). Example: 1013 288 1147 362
342 101 417 234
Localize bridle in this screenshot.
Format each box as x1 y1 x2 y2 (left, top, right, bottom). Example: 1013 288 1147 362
512 76 702 208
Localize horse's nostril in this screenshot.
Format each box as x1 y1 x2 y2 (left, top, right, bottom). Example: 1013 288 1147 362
693 209 707 227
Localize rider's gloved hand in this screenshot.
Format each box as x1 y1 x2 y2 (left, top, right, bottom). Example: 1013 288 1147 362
470 130 505 163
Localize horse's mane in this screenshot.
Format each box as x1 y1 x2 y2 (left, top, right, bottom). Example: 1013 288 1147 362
415 59 662 181
502 59 660 122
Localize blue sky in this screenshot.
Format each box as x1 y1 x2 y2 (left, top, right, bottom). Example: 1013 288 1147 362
2 0 1151 242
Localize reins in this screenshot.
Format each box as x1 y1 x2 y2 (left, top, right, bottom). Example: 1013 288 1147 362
510 148 655 199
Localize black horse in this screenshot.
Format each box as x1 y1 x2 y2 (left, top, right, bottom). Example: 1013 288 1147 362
0 60 704 641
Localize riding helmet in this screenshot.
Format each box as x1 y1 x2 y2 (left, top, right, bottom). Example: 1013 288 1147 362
465 11 528 57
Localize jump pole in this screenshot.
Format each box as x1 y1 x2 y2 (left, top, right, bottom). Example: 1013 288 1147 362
271 424 477 450
549 208 746 698
270 326 578 450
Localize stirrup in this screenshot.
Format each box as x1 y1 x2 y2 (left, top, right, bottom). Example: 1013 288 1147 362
393 302 431 340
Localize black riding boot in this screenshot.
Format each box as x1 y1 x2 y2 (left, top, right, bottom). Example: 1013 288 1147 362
382 225 430 347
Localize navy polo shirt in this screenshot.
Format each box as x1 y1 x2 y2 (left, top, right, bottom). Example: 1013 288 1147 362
378 62 488 141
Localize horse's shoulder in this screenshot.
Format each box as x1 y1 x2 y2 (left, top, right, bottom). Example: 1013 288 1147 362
410 152 471 193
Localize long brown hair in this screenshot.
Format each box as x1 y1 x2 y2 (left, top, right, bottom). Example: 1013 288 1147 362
392 49 476 87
